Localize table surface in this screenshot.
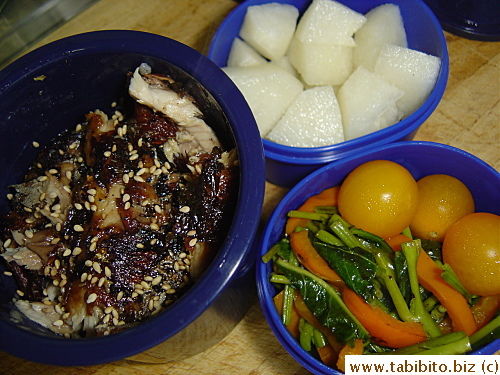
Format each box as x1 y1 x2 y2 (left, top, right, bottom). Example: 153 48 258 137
1 0 499 374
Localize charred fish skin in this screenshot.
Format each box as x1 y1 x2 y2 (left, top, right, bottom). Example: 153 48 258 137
0 66 238 337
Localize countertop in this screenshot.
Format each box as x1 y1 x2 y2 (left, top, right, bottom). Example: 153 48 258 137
1 0 499 374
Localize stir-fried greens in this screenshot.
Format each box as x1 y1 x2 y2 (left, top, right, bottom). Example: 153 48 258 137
263 189 500 371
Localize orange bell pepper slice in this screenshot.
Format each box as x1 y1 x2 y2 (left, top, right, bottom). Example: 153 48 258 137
342 287 426 348
336 339 364 373
273 289 301 339
471 295 500 330
417 250 477 336
289 230 344 286
285 186 339 235
317 344 337 368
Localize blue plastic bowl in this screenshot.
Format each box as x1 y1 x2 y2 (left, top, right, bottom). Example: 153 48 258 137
208 0 449 187
257 141 500 374
0 30 265 365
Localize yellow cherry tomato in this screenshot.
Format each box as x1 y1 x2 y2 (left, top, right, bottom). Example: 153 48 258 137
410 174 475 242
442 212 500 296
337 160 419 239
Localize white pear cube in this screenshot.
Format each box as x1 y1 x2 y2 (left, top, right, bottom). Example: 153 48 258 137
353 4 407 71
338 66 404 140
294 0 366 47
287 36 354 86
266 86 344 147
227 38 267 67
239 3 299 61
222 64 303 136
375 44 441 117
270 55 298 78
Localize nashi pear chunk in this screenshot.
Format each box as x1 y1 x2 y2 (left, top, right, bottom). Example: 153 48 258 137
222 64 303 136
266 85 344 147
239 3 299 61
375 44 441 117
294 0 366 46
353 4 407 71
338 66 404 140
227 38 267 67
287 36 354 86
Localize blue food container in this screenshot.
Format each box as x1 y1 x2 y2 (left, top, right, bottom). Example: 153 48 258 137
257 141 500 374
208 0 449 187
0 30 265 365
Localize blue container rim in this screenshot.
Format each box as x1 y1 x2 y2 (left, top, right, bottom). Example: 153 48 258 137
0 30 266 366
257 141 500 375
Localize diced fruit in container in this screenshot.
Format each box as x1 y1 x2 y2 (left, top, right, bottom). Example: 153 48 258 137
338 65 404 140
222 64 303 136
266 85 344 147
227 38 267 67
294 0 366 46
270 55 298 78
375 44 441 118
287 36 354 86
353 4 407 71
239 3 299 61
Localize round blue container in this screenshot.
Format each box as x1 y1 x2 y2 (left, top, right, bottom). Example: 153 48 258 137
257 141 500 374
208 0 449 187
0 30 265 365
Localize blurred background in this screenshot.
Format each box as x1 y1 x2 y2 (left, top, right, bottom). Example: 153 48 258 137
0 0 99 67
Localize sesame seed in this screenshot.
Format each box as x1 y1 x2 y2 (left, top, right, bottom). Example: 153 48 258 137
103 314 111 323
3 239 12 248
154 205 162 213
136 243 144 249
63 249 72 257
76 124 82 131
90 276 98 284
13 254 24 260
150 238 157 245
124 202 131 210
87 293 98 304
166 289 176 294
148 299 154 310
133 175 144 182
152 275 162 286
150 223 160 231
17 290 25 297
25 230 34 238
138 138 143 147
54 259 61 269
130 154 139 161
123 174 130 184
179 252 187 259
104 151 112 157
74 203 83 210
49 168 58 174
91 205 97 211
189 238 198 247
33 141 40 148
112 144 117 152
49 192 58 199
60 279 67 287
117 291 123 301
85 260 92 267
62 312 70 319
63 186 71 193
89 242 97 252
136 168 147 176
84 201 91 210
144 276 153 282
98 277 106 287
92 262 102 273
122 194 130 202
6 193 13 200
87 189 97 195
73 247 82 256
187 230 196 236
55 223 62 231
3 271 12 276
105 266 112 278
88 196 95 203
65 171 72 179
179 206 190 213
73 224 84 232
53 320 64 327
